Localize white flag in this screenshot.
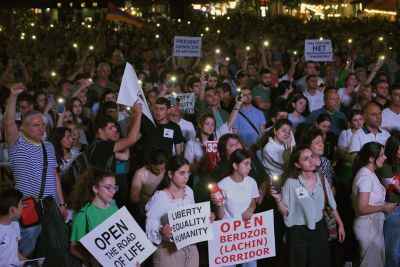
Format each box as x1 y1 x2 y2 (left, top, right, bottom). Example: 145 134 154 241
117 63 155 125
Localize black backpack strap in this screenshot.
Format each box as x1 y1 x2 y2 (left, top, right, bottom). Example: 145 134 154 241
238 110 260 135
39 141 48 200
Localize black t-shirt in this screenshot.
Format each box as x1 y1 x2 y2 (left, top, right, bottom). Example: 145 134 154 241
90 140 116 171
136 115 185 157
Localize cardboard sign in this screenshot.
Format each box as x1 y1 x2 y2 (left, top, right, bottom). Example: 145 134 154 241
80 207 156 266
168 202 214 250
205 141 218 157
173 36 202 57
208 210 276 267
166 92 195 114
304 39 333 62
117 63 155 125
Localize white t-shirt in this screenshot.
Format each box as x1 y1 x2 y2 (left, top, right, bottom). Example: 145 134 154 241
348 127 390 154
352 167 385 220
177 118 196 142
303 90 324 112
382 107 400 131
0 221 20 265
337 88 353 107
338 129 354 149
218 176 259 219
262 137 286 176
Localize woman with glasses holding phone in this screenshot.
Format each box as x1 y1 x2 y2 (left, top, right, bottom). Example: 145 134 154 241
68 167 121 266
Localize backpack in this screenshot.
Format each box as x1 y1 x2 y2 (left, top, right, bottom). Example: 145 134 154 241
61 141 114 196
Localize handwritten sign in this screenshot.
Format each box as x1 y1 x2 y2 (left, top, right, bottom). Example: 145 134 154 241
208 210 276 266
173 36 202 57
80 207 156 267
305 39 333 62
166 92 195 114
168 202 213 250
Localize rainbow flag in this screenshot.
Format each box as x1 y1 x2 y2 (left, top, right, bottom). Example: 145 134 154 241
106 2 143 28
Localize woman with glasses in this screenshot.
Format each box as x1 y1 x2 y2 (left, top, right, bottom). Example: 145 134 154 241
69 167 121 266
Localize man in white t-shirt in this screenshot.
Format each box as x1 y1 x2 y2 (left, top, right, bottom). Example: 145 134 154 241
382 84 400 132
349 102 390 156
303 75 324 112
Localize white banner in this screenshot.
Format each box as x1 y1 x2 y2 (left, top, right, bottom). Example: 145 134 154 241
166 92 195 114
304 39 333 62
117 63 155 124
173 36 202 57
80 207 156 266
208 210 276 267
168 202 213 250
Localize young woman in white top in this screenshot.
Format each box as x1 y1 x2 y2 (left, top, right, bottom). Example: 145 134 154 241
184 97 242 172
145 156 200 267
261 118 293 176
351 142 397 267
211 149 259 267
338 73 358 107
271 145 345 267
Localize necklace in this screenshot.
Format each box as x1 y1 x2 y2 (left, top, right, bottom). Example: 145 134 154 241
168 188 184 200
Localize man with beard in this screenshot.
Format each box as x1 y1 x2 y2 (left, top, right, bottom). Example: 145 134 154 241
372 79 390 109
306 89 347 136
252 68 273 120
232 87 266 147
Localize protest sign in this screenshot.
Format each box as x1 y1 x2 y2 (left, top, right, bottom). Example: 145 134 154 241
173 36 202 57
304 39 333 62
117 63 155 124
208 210 275 267
168 202 213 250
80 207 156 266
166 92 195 114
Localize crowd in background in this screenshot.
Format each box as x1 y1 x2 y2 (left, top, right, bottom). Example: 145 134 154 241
0 9 400 267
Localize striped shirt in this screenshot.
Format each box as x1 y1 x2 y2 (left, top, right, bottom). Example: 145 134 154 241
8 136 58 199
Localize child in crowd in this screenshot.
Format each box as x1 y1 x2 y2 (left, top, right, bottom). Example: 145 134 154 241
0 189 27 265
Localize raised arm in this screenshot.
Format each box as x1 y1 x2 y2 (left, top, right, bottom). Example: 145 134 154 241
4 83 25 148
114 102 142 153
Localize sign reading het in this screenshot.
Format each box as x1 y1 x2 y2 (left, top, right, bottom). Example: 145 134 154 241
208 210 276 267
173 36 202 57
80 207 156 267
304 39 333 62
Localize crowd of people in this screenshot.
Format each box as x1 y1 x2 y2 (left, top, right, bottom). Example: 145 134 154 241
0 8 400 267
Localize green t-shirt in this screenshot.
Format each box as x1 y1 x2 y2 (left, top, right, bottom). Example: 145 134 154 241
381 163 400 204
70 203 118 242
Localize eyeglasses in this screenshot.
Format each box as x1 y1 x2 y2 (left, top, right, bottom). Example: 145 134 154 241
99 184 119 193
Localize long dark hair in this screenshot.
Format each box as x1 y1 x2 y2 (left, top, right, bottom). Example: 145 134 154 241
228 149 251 174
158 156 189 190
384 132 400 171
68 167 115 211
218 133 242 162
49 127 71 165
196 112 216 141
353 142 384 178
282 145 311 180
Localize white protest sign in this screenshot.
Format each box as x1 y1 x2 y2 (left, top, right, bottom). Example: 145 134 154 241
117 63 155 124
208 210 275 267
304 39 333 62
80 206 156 266
173 36 202 57
168 202 213 250
166 92 195 114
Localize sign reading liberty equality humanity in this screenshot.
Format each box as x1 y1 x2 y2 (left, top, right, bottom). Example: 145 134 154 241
168 202 214 250
173 36 202 57
208 210 276 267
304 39 333 62
166 92 196 114
80 207 156 266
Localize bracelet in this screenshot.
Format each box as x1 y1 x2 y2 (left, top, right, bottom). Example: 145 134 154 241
234 107 240 110
59 203 67 208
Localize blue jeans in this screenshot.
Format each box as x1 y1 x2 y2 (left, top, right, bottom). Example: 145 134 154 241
19 224 41 257
384 207 400 267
